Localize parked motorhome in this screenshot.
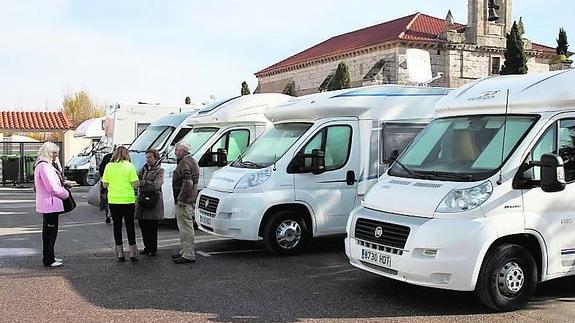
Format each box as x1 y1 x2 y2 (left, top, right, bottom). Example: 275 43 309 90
103 103 197 148
64 117 108 186
196 85 450 255
129 111 196 171
161 94 293 219
345 69 575 311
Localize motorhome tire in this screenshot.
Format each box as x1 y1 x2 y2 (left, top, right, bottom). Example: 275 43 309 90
263 210 309 256
476 244 537 312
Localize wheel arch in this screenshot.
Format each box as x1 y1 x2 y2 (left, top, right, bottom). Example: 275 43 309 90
258 203 315 238
474 232 545 286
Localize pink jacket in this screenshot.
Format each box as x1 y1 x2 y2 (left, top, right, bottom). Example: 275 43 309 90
35 160 69 214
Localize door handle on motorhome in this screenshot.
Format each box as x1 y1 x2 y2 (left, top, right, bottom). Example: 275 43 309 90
346 170 356 185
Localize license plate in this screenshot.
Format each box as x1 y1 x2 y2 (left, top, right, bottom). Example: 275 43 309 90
199 214 212 226
361 249 392 268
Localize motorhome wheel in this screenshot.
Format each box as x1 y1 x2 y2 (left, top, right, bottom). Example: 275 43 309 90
476 244 537 311
263 210 309 256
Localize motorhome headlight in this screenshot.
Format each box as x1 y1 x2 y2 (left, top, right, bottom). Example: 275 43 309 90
235 168 272 190
436 181 493 213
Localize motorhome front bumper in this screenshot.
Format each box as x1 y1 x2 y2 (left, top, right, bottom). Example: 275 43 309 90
195 188 270 240
345 207 496 291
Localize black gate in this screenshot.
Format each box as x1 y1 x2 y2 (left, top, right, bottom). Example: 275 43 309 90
0 142 62 185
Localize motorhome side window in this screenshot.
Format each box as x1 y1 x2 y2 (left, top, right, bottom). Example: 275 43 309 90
524 119 575 183
301 125 352 171
210 129 250 162
381 123 426 163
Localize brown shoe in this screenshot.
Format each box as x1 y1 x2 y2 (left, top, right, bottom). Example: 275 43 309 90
173 257 195 264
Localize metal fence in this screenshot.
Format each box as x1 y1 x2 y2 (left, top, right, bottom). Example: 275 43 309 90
0 141 62 185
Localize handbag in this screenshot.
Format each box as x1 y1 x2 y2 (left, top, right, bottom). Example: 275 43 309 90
61 187 77 213
139 190 159 209
138 168 160 209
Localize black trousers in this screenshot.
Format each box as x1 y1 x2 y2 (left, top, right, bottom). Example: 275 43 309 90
138 219 159 253
109 204 136 246
42 213 60 266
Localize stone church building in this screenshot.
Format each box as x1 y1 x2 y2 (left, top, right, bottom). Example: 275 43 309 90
255 0 567 95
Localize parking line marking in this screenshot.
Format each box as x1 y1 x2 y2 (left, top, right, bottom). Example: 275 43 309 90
197 251 211 258
200 249 266 256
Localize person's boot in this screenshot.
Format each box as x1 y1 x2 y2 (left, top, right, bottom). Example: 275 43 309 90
115 245 125 262
128 244 138 262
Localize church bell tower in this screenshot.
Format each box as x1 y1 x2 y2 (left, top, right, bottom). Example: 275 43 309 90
465 0 513 47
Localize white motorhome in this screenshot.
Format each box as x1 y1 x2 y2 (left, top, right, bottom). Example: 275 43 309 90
129 111 196 172
64 117 109 185
103 103 197 148
197 85 451 255
161 94 293 219
345 69 575 311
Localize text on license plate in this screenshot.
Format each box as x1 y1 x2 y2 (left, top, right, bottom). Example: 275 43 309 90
199 214 212 226
361 249 392 268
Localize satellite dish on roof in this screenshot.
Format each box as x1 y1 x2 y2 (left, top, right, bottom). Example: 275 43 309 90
406 49 433 85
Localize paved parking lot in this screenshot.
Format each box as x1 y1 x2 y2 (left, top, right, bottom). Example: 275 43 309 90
0 186 574 322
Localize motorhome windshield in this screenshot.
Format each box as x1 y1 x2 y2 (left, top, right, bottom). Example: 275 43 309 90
166 127 219 161
130 126 174 152
233 123 312 168
77 144 94 156
389 115 538 181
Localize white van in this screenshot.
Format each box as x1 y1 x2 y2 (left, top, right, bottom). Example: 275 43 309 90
161 94 293 219
64 117 109 186
197 85 451 255
345 69 575 311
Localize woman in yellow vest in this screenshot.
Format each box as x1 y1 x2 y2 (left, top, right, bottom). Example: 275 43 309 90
102 146 140 262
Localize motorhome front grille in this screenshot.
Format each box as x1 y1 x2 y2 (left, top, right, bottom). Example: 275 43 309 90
198 195 219 214
354 218 410 249
412 182 442 188
360 261 398 276
356 239 404 256
389 180 412 186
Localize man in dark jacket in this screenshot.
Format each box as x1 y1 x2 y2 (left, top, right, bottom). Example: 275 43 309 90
171 142 200 264
98 152 113 223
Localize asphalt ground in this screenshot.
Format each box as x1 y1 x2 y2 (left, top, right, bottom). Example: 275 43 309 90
0 186 574 322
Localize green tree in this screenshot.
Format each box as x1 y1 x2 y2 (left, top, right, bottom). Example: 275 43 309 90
557 28 569 56
241 81 251 95
62 90 104 128
500 22 528 75
327 61 351 91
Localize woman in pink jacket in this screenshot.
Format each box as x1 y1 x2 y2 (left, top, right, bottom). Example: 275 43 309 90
34 142 69 267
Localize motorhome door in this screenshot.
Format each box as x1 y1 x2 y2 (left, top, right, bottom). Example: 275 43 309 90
521 117 575 275
291 120 360 234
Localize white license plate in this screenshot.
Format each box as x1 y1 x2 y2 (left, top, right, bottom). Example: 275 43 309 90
199 214 212 226
361 249 392 268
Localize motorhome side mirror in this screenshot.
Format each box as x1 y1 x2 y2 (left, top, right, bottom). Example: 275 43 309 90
216 148 228 167
310 149 325 175
198 150 214 167
530 153 566 193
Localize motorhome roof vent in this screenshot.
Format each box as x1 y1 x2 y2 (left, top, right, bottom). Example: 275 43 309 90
389 180 412 186
412 182 443 188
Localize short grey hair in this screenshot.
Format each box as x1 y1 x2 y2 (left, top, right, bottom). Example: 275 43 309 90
38 142 60 160
175 142 191 153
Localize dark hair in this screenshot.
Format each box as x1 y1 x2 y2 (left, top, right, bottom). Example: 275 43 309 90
111 146 130 163
145 149 161 162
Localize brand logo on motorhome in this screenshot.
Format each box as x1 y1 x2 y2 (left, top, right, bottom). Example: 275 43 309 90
468 90 500 102
204 200 210 209
212 176 235 183
374 226 383 238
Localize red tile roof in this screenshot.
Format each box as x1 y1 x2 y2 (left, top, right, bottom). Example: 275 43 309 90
0 111 72 130
256 12 555 76
531 43 555 53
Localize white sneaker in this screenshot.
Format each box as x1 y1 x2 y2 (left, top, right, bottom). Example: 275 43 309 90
55 258 63 262
48 261 63 267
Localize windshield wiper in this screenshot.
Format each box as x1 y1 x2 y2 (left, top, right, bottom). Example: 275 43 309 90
237 160 263 169
393 160 422 178
419 171 474 181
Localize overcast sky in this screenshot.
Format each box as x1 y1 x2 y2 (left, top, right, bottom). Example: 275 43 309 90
0 0 572 110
